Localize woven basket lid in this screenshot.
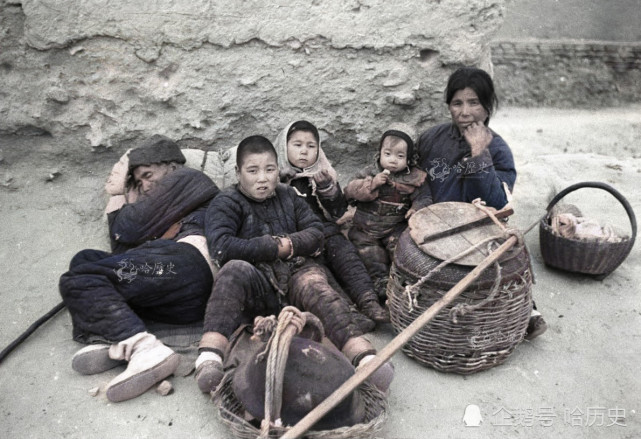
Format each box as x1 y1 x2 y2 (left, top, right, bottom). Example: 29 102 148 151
409 202 516 266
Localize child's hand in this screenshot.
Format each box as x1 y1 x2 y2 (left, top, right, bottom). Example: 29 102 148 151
372 171 390 189
276 236 293 259
313 169 333 190
405 208 416 219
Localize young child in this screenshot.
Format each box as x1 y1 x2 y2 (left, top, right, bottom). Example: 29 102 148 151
344 123 427 298
194 135 394 394
274 120 388 325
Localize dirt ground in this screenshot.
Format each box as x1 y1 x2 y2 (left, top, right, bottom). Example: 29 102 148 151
0 106 640 438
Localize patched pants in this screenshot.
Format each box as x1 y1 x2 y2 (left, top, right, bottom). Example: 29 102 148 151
324 232 376 306
203 260 363 350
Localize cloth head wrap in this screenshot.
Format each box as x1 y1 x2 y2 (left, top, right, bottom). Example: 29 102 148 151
274 120 338 185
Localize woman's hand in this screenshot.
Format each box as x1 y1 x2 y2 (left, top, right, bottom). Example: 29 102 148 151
463 122 492 157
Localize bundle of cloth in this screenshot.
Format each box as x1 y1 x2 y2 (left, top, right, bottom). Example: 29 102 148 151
550 204 626 243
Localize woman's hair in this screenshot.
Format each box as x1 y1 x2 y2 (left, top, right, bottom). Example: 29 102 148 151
445 67 499 125
286 120 320 144
236 135 277 167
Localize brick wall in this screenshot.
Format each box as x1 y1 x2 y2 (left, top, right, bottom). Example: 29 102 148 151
492 40 641 107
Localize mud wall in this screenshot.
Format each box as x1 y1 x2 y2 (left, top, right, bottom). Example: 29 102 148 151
0 0 508 166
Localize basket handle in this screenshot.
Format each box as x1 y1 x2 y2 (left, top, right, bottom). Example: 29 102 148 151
545 181 637 244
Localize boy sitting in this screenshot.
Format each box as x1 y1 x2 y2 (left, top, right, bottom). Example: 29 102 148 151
195 135 394 395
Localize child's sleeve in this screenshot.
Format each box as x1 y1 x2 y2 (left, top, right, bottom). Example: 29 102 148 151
315 181 349 220
288 191 325 257
344 166 379 203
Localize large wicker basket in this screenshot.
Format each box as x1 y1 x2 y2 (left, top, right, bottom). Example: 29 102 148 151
539 182 637 279
213 371 388 439
387 229 533 374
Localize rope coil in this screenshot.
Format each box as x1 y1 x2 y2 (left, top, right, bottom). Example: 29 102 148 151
257 306 307 438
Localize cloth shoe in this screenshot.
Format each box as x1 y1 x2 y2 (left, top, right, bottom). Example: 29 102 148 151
72 344 126 375
373 278 389 301
105 332 180 403
525 311 548 340
195 354 225 394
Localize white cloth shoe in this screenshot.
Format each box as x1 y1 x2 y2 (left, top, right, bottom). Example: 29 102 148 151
105 332 180 403
72 344 126 375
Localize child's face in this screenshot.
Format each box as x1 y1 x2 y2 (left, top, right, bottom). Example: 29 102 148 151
379 136 408 173
286 130 319 169
236 151 279 201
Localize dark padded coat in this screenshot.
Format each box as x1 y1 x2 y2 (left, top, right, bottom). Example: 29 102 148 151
289 177 377 306
414 122 516 210
202 183 364 349
108 167 220 253
206 183 324 268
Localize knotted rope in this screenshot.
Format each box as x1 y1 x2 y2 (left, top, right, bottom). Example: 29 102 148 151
257 306 307 438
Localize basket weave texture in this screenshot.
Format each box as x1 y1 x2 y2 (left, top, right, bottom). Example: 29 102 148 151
213 371 388 439
539 182 637 278
388 229 533 374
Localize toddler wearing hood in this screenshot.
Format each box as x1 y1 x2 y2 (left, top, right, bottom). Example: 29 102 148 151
274 120 389 325
344 123 427 298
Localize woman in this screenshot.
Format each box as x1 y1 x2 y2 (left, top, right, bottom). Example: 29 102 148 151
414 66 515 212
414 66 547 340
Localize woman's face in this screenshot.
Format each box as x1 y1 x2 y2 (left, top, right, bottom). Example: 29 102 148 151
448 87 489 132
236 151 279 201
287 130 319 169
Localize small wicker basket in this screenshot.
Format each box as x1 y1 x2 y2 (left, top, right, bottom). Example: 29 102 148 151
539 182 637 279
213 371 388 439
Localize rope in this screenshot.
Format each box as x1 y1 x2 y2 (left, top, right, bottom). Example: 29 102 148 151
258 306 306 439
405 234 504 311
450 257 502 323
405 201 526 312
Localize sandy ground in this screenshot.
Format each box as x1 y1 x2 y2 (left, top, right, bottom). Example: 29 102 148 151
0 106 640 438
